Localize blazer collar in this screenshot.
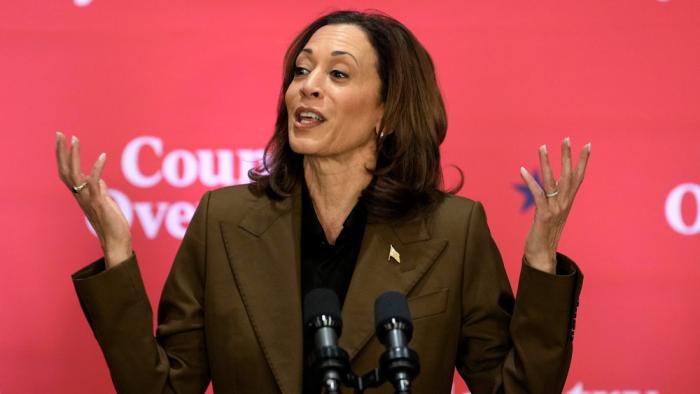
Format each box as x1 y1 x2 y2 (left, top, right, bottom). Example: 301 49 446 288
220 185 447 394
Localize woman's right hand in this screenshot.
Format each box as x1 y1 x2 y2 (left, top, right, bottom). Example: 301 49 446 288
55 132 132 269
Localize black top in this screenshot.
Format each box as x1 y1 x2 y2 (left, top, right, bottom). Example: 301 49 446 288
301 181 367 393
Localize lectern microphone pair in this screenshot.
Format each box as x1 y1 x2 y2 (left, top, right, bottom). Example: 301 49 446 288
303 289 420 394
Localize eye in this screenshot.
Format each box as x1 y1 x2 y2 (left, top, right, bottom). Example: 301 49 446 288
330 70 348 79
293 66 309 77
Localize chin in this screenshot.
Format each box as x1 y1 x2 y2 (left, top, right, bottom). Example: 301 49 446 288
288 135 322 156
288 118 334 153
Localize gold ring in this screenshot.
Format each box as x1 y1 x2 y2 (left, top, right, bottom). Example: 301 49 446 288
545 190 559 198
71 182 88 194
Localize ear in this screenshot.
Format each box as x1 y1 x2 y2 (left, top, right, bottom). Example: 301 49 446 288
374 103 385 135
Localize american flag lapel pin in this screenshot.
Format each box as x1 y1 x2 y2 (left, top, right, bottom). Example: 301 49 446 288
388 244 400 264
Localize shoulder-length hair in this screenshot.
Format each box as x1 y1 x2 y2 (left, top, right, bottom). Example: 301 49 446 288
249 10 461 222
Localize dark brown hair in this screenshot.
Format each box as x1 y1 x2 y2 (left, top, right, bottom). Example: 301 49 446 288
249 10 461 221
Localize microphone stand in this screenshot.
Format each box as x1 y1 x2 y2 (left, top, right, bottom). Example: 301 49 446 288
308 340 350 394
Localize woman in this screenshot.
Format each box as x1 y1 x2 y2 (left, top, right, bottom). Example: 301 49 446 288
56 10 590 394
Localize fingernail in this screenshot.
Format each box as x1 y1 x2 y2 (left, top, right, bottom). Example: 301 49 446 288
72 135 78 145
55 131 60 142
564 137 571 146
99 152 106 161
520 166 528 176
539 144 547 155
586 142 592 152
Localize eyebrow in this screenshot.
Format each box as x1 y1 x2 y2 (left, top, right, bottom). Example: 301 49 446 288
300 48 359 66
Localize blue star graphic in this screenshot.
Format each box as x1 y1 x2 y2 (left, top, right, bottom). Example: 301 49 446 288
513 168 543 212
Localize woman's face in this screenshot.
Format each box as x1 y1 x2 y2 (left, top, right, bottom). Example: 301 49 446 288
285 24 384 160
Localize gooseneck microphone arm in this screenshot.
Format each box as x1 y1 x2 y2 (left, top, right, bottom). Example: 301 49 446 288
303 288 350 394
374 292 420 394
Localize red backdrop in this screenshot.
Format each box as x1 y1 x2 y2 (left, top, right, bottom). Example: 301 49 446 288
1 1 698 393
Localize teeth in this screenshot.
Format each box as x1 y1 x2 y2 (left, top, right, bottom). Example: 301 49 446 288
299 111 323 121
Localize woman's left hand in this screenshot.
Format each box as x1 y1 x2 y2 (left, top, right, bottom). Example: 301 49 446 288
519 138 591 274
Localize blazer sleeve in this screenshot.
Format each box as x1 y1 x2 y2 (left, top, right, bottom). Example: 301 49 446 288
71 192 212 394
456 201 583 394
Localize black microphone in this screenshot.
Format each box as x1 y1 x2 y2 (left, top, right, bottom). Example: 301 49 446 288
303 288 349 394
374 291 420 394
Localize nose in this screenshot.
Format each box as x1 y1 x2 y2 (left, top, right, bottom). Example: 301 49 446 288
300 70 323 99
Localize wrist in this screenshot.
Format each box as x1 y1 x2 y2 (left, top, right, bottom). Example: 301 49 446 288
524 252 557 274
104 243 132 269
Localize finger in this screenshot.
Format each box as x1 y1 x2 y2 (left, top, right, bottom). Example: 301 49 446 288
98 178 108 194
55 132 69 181
538 144 557 193
98 179 113 203
90 152 107 180
573 143 592 192
69 135 82 183
560 136 573 184
87 153 107 196
520 166 546 207
557 137 574 199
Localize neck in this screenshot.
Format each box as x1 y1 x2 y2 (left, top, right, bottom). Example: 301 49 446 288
303 148 375 244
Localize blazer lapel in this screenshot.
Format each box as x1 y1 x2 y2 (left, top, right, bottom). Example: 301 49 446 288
339 218 447 361
220 189 303 394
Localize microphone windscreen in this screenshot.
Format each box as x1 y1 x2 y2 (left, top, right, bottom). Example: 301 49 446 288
374 291 412 329
303 288 341 327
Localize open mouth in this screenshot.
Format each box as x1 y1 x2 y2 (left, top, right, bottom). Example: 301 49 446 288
294 107 326 127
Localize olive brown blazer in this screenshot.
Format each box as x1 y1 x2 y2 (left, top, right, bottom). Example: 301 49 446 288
72 184 583 394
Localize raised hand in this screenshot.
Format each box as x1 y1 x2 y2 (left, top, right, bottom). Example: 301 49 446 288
55 132 132 268
518 137 591 274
